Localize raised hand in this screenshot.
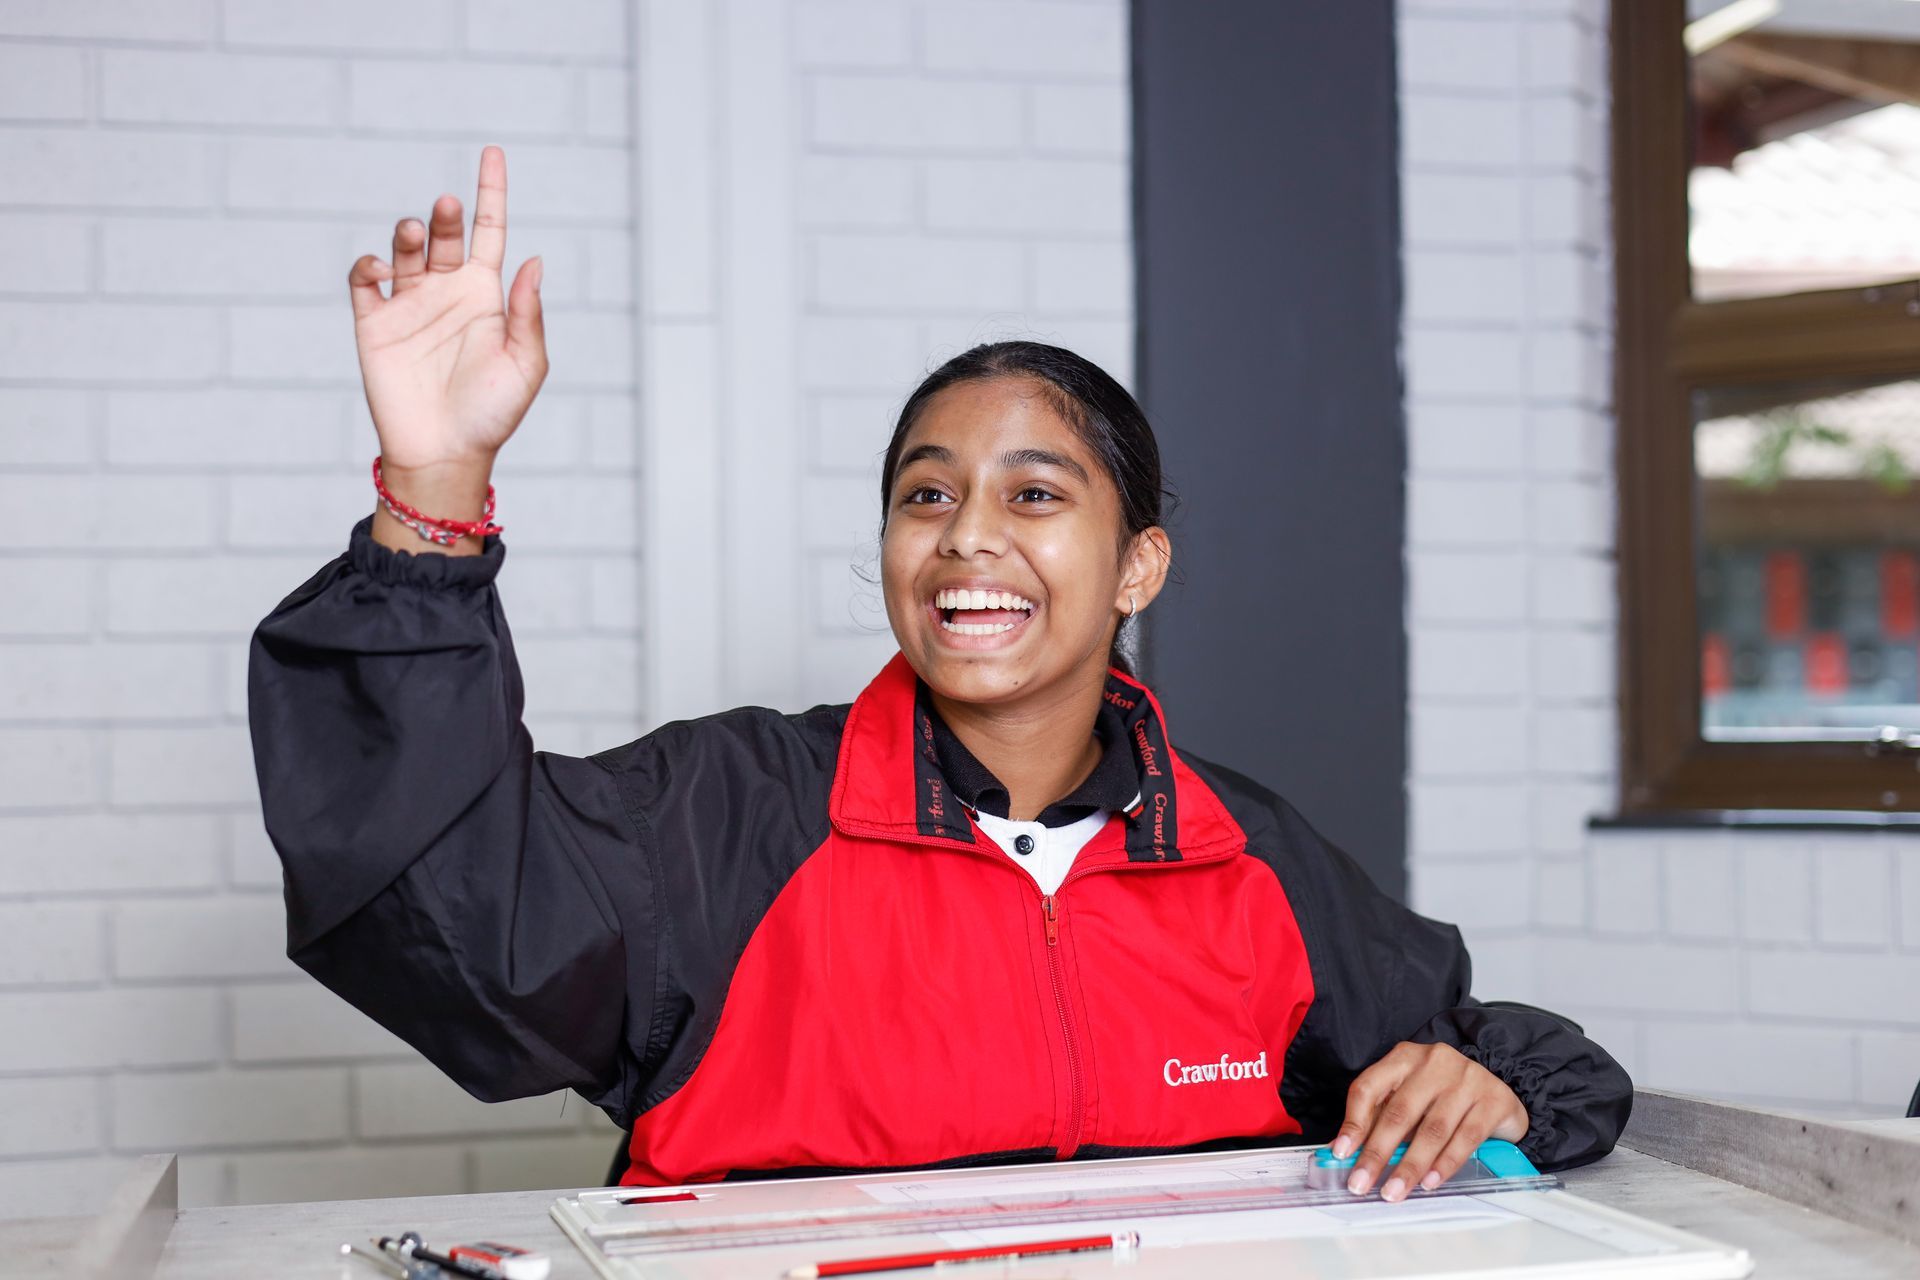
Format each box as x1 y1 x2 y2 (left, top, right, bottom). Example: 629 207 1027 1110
348 145 548 476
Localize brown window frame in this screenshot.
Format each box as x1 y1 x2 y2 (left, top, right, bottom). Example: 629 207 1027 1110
1613 0 1920 813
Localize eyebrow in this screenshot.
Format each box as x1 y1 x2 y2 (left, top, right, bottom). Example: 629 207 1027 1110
895 443 1090 484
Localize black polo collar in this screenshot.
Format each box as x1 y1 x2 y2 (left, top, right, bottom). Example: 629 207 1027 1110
917 682 1141 829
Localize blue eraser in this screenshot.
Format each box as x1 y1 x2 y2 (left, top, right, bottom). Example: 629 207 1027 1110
1307 1139 1538 1190
1311 1142 1408 1173
1468 1139 1538 1179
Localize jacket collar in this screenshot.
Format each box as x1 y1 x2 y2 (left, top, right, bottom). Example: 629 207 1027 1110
920 680 1140 826
828 651 1245 864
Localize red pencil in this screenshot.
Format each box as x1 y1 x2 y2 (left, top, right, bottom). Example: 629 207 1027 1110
616 1191 707 1206
783 1230 1139 1278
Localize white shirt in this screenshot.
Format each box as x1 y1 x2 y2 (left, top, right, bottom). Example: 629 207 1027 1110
972 805 1115 896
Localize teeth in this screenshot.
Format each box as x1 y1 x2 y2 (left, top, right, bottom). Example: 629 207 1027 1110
941 619 1019 635
934 588 1035 611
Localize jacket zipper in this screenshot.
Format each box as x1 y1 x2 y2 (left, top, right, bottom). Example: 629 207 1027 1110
1039 892 1085 1159
946 823 1230 1163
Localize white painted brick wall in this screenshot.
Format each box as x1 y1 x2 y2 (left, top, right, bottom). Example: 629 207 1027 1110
230 985 414 1065
0 1078 101 1158
0 990 222 1072
0 1 639 1206
638 0 1132 717
228 1145 466 1207
1401 0 1920 1118
114 1068 352 1151
0 904 107 986
355 1063 582 1141
1898 844 1920 944
1 0 1131 1208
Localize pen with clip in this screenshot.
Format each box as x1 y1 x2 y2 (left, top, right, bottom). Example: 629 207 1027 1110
376 1232 506 1280
784 1230 1140 1278
341 1241 439 1280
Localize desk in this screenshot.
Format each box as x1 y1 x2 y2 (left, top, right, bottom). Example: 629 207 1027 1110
63 1094 1920 1278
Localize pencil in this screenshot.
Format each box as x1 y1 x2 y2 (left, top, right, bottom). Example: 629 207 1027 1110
783 1230 1139 1278
617 1190 707 1205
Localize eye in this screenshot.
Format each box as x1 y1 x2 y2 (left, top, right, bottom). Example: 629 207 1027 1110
1014 486 1060 503
900 485 951 506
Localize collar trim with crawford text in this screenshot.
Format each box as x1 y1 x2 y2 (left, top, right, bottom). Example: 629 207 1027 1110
827 651 1246 864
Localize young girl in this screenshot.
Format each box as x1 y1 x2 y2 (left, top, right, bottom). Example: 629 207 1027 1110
250 148 1630 1200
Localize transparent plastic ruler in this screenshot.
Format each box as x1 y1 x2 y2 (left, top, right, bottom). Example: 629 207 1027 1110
583 1157 1560 1258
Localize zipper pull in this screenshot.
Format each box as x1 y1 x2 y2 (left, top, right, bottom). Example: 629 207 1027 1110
1042 894 1058 946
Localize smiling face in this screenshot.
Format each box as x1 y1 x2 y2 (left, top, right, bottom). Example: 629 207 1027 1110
881 375 1167 709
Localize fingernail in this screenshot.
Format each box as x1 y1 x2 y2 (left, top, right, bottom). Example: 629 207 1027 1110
1421 1171 1442 1191
1347 1169 1372 1196
1382 1177 1405 1203
1331 1136 1352 1159
532 256 544 289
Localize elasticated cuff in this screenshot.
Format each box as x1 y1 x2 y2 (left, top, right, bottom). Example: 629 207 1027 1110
346 514 505 590
1454 1040 1559 1167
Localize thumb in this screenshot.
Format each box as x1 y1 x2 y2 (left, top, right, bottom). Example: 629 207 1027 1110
505 255 547 383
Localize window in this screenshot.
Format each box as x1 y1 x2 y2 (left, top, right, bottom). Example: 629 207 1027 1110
1616 0 1920 811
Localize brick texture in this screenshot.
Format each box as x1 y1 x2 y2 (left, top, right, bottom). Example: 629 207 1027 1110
1400 1 1920 1119
0 0 1131 1208
0 0 638 1206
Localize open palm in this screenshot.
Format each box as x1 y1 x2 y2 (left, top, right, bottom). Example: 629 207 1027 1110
348 145 547 471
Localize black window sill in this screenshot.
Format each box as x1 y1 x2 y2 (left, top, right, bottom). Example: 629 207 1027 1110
1590 810 1920 832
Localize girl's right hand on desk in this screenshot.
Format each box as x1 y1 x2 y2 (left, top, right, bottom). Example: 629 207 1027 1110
347 144 548 481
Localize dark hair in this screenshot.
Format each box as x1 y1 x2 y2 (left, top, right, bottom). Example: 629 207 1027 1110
878 341 1177 670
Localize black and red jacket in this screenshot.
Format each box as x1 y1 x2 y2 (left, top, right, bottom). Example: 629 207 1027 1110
248 517 1632 1185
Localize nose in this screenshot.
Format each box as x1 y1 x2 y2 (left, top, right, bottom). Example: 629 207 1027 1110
938 492 1008 559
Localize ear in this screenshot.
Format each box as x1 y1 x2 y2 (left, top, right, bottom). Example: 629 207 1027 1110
1115 526 1172 617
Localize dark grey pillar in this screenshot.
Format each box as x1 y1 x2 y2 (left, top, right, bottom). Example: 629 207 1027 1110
1133 2 1407 898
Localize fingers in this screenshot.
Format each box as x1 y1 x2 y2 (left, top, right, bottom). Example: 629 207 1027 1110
1422 1102 1497 1195
1333 1044 1416 1194
1382 1087 1473 1203
347 255 392 320
469 145 508 270
390 218 427 294
426 193 465 273
382 151 499 301
1349 1069 1438 1198
1332 1069 1389 1163
504 256 548 385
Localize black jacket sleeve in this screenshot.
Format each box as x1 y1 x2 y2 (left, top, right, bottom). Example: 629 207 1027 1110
1211 771 1632 1173
246 516 657 1120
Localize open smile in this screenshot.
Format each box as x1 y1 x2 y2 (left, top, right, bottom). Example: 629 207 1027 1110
927 586 1037 647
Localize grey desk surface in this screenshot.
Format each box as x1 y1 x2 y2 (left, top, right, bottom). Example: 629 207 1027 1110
152 1137 1920 1280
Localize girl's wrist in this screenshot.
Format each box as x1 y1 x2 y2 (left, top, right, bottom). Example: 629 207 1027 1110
369 454 499 556
377 453 495 498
